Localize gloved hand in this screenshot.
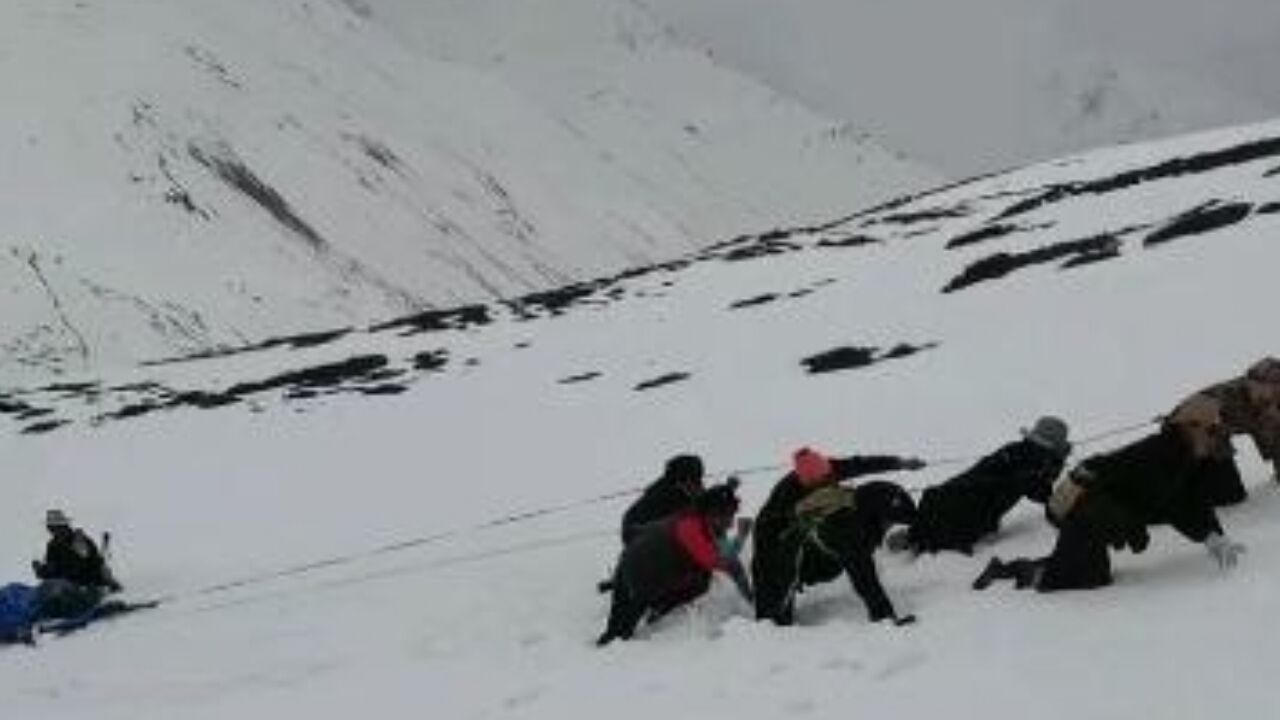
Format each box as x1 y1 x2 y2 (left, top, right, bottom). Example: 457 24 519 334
901 457 927 471
1205 532 1246 569
31 560 44 579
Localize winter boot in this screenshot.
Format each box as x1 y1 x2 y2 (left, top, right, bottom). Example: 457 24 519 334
972 558 1013 590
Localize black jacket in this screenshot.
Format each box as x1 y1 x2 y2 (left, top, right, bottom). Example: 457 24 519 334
621 477 699 544
755 455 915 545
36 530 116 590
912 440 1064 552
1078 427 1222 543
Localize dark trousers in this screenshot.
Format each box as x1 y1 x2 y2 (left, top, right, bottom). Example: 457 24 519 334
752 511 893 623
598 572 711 645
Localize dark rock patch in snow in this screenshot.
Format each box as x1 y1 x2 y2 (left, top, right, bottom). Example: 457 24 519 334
729 293 780 310
815 234 881 249
21 420 67 435
997 136 1280 221
634 372 691 391
1143 201 1253 246
371 305 490 336
412 350 449 371
1257 202 1280 215
801 343 937 375
189 142 327 250
875 203 972 226
506 283 605 319
943 234 1123 293
559 371 602 385
718 235 802 262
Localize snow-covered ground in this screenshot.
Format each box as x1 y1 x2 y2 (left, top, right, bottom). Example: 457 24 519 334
0 0 934 379
2 117 1279 717
643 0 1280 175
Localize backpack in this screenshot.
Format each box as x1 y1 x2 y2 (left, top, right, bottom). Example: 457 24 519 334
0 583 40 642
793 485 857 535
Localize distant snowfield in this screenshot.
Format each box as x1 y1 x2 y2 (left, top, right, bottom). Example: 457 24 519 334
2 119 1279 717
642 0 1280 175
0 0 934 379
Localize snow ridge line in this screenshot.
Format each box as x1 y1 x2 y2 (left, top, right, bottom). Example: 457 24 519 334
154 418 1158 606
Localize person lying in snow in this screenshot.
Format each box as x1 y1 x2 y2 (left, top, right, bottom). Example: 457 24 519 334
33 509 122 593
1162 356 1280 506
0 579 147 645
752 447 925 626
972 419 1244 593
597 479 752 646
890 417 1071 555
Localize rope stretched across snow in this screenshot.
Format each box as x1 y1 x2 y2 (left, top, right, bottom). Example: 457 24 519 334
157 415 1159 606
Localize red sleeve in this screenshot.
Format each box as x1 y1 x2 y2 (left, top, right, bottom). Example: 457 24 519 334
674 514 720 572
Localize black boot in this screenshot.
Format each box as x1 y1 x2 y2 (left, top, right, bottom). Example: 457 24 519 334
972 557 1013 590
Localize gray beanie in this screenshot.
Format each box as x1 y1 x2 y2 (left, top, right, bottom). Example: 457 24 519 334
1022 416 1071 456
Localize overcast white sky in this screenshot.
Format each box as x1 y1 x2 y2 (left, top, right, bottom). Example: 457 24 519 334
641 0 1280 174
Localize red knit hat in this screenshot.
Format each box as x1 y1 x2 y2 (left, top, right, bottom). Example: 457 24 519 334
793 447 833 486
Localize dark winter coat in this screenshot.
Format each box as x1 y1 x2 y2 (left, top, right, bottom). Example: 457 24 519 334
1062 427 1222 545
754 455 918 550
598 510 735 645
910 439 1065 553
36 529 117 590
621 478 700 545
615 511 722 606
753 472 918 625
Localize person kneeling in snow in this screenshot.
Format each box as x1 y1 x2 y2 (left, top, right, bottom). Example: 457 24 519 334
33 509 121 593
892 417 1071 555
972 417 1244 593
752 447 925 626
597 479 752 646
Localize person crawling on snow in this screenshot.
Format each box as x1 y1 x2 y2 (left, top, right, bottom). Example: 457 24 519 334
597 479 752 646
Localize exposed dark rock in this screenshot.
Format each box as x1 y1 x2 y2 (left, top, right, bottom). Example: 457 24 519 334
189 142 326 249
412 350 449 371
729 293 779 310
371 305 490 336
997 136 1280 220
634 372 691 391
719 237 802 262
1258 202 1280 215
876 203 972 226
1144 201 1253 246
801 342 938 375
358 384 407 396
506 282 605 319
943 234 1123 293
559 371 602 385
22 420 68 435
816 234 881 249
945 223 1022 249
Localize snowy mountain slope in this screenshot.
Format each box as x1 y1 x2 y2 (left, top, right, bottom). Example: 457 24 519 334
2 119 1279 718
0 0 934 380
641 0 1280 176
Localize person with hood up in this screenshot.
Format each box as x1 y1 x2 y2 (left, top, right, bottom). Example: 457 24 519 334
620 454 706 544
752 447 925 626
597 479 751 646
